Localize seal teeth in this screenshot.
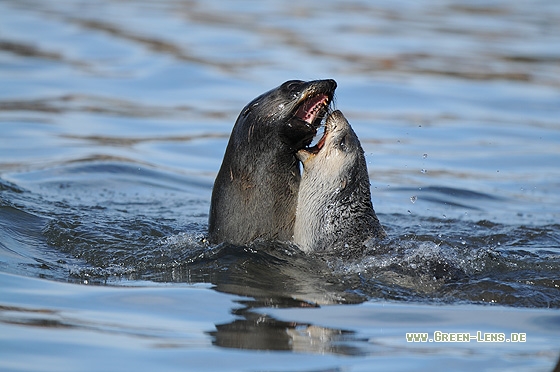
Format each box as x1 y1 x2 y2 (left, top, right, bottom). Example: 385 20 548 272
295 94 329 125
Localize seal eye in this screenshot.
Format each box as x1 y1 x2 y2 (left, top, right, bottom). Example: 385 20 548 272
282 80 303 98
339 135 348 152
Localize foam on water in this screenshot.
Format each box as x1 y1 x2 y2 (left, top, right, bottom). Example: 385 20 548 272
4 165 558 308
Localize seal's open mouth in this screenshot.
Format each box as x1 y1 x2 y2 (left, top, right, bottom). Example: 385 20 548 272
293 94 332 152
285 79 336 152
302 110 332 155
294 94 330 126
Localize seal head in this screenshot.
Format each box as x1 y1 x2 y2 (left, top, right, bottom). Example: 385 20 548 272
209 79 337 245
294 110 385 255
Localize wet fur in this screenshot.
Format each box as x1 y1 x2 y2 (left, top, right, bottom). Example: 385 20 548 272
294 110 385 255
208 80 336 245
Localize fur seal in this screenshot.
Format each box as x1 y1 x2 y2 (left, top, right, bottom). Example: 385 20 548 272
293 110 385 255
209 79 337 245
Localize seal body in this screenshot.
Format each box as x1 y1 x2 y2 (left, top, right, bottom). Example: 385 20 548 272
293 110 385 255
209 79 337 245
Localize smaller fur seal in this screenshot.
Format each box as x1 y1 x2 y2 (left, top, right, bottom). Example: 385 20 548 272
209 79 337 245
293 110 385 255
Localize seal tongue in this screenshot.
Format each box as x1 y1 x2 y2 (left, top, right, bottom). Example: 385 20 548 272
295 94 329 125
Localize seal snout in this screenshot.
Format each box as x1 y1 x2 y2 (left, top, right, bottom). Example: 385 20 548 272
327 109 345 124
293 79 336 129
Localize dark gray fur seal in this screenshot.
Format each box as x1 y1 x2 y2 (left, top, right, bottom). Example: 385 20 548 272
209 79 337 245
293 110 385 254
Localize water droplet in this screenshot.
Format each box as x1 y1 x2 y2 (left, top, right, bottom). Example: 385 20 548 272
443 214 447 219
410 195 417 204
421 169 427 174
423 153 428 159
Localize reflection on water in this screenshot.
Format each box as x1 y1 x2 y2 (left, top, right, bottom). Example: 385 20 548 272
1 0 560 370
2 271 559 366
212 316 361 355
210 294 362 355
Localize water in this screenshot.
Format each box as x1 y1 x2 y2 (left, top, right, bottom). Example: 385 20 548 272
1 0 560 370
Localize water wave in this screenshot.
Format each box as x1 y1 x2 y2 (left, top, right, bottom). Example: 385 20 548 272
2 168 557 308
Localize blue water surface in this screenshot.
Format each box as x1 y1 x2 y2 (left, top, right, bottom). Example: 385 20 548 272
1 0 559 371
